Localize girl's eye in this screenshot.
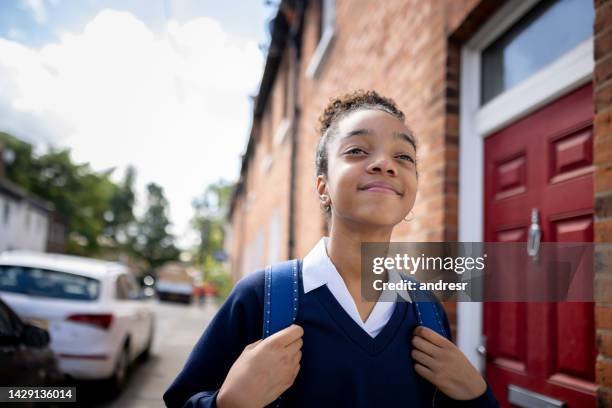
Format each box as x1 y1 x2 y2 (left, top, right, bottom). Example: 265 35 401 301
397 154 415 163
346 147 366 155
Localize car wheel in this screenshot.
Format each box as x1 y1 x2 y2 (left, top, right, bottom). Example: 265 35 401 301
109 343 130 395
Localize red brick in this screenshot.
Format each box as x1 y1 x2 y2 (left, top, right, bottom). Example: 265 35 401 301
596 110 612 141
597 219 612 243
596 0 611 9
599 330 612 356
598 356 612 388
596 164 612 193
597 80 612 113
597 307 612 331
596 1 612 35
596 56 612 85
596 275 612 303
596 194 612 219
596 136 612 165
596 28 612 62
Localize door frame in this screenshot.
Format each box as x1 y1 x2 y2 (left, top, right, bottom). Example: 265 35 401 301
457 0 594 372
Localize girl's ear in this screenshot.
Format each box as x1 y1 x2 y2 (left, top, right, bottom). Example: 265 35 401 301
316 175 328 197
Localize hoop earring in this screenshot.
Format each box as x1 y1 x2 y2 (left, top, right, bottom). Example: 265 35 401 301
319 196 331 212
403 210 414 222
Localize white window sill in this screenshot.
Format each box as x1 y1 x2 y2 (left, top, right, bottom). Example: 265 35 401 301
261 154 273 173
275 117 292 145
306 27 336 79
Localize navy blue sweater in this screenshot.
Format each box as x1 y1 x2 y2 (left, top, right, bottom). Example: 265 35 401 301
163 266 499 408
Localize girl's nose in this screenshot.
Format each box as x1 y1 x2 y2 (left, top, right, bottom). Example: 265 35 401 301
367 156 397 176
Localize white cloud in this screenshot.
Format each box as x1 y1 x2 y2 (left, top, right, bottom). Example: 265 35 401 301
0 10 264 248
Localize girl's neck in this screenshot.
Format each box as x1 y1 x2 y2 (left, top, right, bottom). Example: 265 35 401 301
326 221 393 283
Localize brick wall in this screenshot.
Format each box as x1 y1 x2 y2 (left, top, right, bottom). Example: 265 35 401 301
595 0 612 406
230 55 294 278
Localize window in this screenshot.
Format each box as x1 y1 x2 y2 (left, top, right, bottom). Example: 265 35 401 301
243 229 265 275
116 274 140 300
262 107 274 172
481 0 594 105
0 265 100 301
115 274 130 300
283 54 291 119
275 54 293 145
306 0 336 78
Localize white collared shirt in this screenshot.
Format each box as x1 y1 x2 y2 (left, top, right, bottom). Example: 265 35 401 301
302 236 412 338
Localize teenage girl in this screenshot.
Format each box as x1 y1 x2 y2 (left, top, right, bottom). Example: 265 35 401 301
164 90 499 407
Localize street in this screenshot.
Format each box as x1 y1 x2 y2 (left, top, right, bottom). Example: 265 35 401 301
71 298 220 408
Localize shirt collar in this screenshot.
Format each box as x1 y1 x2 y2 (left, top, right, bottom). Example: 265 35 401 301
302 236 412 303
302 236 333 294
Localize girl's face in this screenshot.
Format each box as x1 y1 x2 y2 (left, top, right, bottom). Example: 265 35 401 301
317 109 418 228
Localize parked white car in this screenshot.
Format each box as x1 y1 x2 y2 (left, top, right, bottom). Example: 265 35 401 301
0 250 155 392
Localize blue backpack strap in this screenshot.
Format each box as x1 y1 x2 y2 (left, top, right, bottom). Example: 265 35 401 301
399 273 448 339
413 297 448 339
262 259 300 339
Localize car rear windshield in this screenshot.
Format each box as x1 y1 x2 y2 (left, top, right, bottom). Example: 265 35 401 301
0 265 100 301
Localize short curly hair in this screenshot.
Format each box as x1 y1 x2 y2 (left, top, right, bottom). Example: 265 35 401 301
314 90 416 218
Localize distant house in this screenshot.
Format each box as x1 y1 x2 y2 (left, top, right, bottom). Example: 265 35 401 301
0 145 66 253
227 0 611 406
0 177 52 252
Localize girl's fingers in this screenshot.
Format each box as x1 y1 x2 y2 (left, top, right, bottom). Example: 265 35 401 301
286 336 303 351
414 363 435 383
414 326 452 348
412 334 441 357
411 348 437 370
265 324 304 348
291 349 302 364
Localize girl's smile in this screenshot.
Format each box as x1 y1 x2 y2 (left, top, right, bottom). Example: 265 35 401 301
358 180 403 195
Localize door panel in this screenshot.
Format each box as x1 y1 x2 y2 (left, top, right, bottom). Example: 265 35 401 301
484 84 596 407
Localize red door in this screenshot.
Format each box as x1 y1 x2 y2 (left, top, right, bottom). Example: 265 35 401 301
484 84 596 407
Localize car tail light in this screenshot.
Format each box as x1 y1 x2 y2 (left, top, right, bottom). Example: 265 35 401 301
67 313 113 330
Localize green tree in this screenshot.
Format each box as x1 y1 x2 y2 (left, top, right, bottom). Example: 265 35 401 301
0 133 136 256
0 132 35 188
105 165 137 246
190 180 233 299
31 148 116 254
133 182 180 272
191 180 232 271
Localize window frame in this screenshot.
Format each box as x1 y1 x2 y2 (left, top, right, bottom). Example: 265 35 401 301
306 0 336 79
463 0 594 138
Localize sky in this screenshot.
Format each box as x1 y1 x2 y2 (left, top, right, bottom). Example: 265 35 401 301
0 0 275 248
